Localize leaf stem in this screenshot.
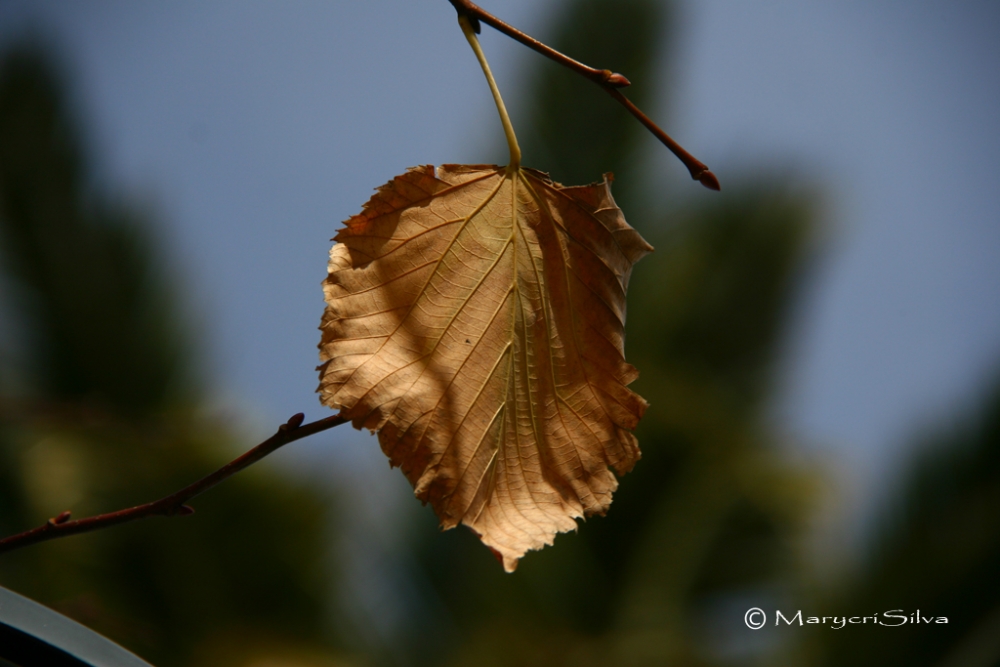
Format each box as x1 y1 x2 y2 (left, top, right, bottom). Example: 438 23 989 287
448 0 719 190
0 412 348 555
458 14 521 171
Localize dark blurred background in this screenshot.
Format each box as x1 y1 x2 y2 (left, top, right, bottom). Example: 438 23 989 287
1 1 999 666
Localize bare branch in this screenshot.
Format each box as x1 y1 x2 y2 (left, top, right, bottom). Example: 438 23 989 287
0 412 348 555
447 0 720 190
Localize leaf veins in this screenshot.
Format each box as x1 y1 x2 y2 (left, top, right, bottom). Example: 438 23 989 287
318 163 651 571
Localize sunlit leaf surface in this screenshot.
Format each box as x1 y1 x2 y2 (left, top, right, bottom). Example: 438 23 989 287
319 164 650 570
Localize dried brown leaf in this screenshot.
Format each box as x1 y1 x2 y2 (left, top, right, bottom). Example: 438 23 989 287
318 164 651 571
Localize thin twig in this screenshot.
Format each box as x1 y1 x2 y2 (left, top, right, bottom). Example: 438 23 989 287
0 412 348 555
606 88 720 191
447 0 720 190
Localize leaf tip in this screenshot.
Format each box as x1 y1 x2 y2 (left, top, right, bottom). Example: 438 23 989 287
489 546 519 573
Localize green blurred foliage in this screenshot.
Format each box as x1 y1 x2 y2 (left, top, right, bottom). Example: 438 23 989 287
0 49 187 414
0 45 348 667
808 378 1000 667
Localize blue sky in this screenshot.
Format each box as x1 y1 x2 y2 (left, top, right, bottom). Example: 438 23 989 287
1 1 998 559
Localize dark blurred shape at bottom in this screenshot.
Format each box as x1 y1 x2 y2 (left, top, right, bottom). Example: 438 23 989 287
0 585 153 667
